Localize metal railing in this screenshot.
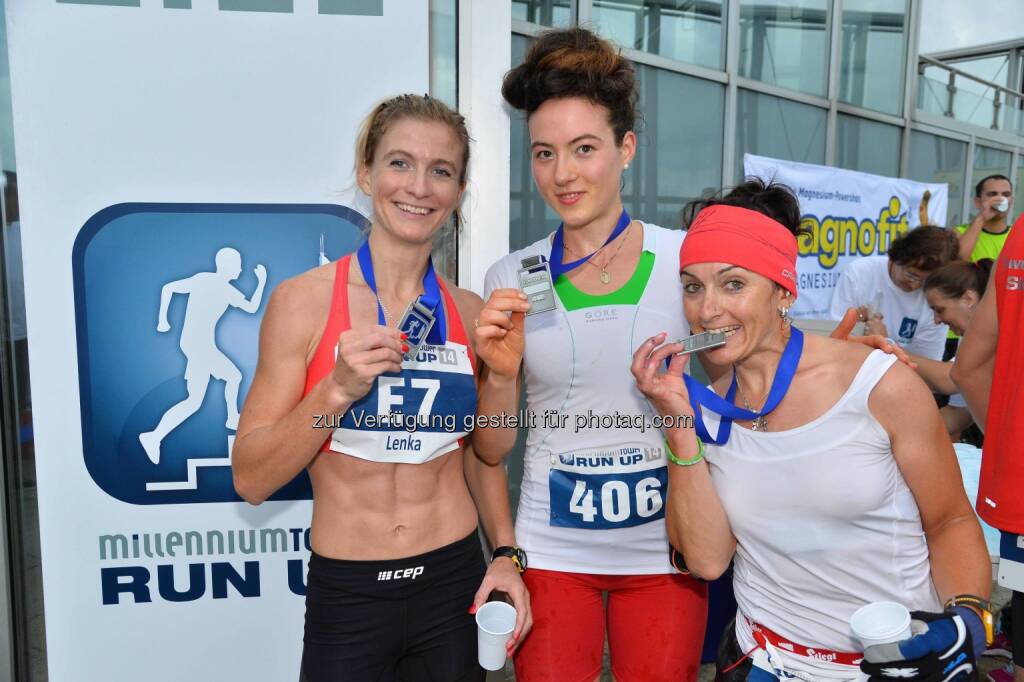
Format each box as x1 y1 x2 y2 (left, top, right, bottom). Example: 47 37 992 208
918 55 1024 135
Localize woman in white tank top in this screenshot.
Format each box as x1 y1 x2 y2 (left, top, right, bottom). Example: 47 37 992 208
632 181 992 682
470 28 711 682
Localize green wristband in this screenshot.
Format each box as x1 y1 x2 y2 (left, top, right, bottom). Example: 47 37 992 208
665 435 704 466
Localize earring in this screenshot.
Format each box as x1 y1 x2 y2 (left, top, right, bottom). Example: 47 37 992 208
624 163 630 170
779 306 791 323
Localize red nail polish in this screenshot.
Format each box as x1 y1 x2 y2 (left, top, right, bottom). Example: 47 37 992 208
468 604 477 614
402 343 409 353
400 333 408 340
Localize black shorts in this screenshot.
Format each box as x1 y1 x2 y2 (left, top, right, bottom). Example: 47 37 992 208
1012 590 1024 667
300 531 487 682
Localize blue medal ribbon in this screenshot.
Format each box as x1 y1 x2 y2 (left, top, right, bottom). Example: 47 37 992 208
356 240 446 345
683 328 804 445
549 209 632 282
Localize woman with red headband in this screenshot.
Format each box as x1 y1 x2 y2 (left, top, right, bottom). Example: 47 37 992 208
632 182 992 681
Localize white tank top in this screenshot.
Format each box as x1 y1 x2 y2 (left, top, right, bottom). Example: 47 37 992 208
703 350 940 653
484 223 687 574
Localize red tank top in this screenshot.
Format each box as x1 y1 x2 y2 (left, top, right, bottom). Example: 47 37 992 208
978 217 1024 532
304 254 477 458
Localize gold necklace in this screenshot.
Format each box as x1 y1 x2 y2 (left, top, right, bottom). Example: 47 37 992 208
735 379 769 432
563 223 631 285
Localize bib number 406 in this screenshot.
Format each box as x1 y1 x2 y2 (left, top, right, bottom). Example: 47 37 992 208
550 468 668 529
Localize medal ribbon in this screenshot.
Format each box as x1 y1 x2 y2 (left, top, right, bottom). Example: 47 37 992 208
549 209 632 282
356 240 446 344
683 328 804 445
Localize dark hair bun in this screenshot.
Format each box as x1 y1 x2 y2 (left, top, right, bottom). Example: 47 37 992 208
502 28 636 143
682 178 804 235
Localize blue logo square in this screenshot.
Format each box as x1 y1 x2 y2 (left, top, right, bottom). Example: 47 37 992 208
898 317 918 340
73 203 367 504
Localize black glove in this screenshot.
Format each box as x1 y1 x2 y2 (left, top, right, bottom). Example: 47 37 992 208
860 608 985 681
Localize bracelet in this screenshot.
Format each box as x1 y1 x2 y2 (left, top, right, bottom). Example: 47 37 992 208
665 435 704 466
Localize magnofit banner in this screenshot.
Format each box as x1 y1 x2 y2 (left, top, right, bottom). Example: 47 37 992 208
744 154 949 320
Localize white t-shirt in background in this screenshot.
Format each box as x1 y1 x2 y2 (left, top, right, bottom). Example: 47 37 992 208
829 256 948 360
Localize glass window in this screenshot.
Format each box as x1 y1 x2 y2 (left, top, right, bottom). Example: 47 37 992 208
970 145 1013 222
836 114 900 178
624 61 724 228
735 88 826 181
906 130 967 227
593 0 725 71
0 0 43 679
838 0 907 116
429 0 457 109
511 0 572 27
510 35 563 251
738 0 828 97
429 0 458 280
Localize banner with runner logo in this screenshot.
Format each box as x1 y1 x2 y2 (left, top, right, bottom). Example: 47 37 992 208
743 154 949 319
7 1 427 679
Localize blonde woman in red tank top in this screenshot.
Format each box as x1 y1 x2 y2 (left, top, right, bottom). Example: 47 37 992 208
231 95 531 682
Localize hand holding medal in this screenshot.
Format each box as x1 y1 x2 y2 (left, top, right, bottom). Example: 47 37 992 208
475 288 530 378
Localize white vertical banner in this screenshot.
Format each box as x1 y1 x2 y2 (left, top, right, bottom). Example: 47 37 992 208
6 1 428 680
743 154 949 319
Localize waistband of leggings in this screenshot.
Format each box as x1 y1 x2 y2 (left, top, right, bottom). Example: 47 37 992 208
308 530 481 588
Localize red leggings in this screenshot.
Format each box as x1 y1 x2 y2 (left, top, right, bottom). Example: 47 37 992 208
513 568 708 682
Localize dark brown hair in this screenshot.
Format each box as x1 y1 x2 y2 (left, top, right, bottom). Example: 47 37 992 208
924 259 993 299
886 225 960 270
682 178 805 236
975 174 1012 197
355 94 470 184
501 28 637 144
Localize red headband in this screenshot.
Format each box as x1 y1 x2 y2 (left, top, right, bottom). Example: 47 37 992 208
679 204 799 298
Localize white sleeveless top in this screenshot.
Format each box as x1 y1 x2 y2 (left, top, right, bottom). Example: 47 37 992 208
704 350 941 653
484 223 687 574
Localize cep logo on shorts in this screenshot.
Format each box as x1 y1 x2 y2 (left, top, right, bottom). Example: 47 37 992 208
73 203 367 504
378 566 425 581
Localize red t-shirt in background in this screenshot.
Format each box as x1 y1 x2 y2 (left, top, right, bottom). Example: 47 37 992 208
978 214 1024 533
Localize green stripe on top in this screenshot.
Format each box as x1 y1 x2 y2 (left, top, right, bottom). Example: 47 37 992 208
555 251 655 311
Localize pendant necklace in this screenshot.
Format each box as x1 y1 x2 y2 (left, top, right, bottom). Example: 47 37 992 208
564 222 631 285
735 380 769 431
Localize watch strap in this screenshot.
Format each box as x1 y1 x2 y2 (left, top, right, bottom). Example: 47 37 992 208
944 594 994 646
491 546 526 574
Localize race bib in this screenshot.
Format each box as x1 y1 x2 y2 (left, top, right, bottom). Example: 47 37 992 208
548 446 667 530
999 532 1024 592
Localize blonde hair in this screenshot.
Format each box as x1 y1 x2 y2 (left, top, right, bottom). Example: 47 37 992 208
354 94 471 184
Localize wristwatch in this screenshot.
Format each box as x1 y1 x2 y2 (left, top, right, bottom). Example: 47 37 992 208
945 594 994 646
491 546 528 574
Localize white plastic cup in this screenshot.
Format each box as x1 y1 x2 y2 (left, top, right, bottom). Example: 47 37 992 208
996 197 1010 213
476 601 516 671
850 601 913 649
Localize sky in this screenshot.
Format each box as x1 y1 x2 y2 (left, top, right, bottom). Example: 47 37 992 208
919 0 1024 55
